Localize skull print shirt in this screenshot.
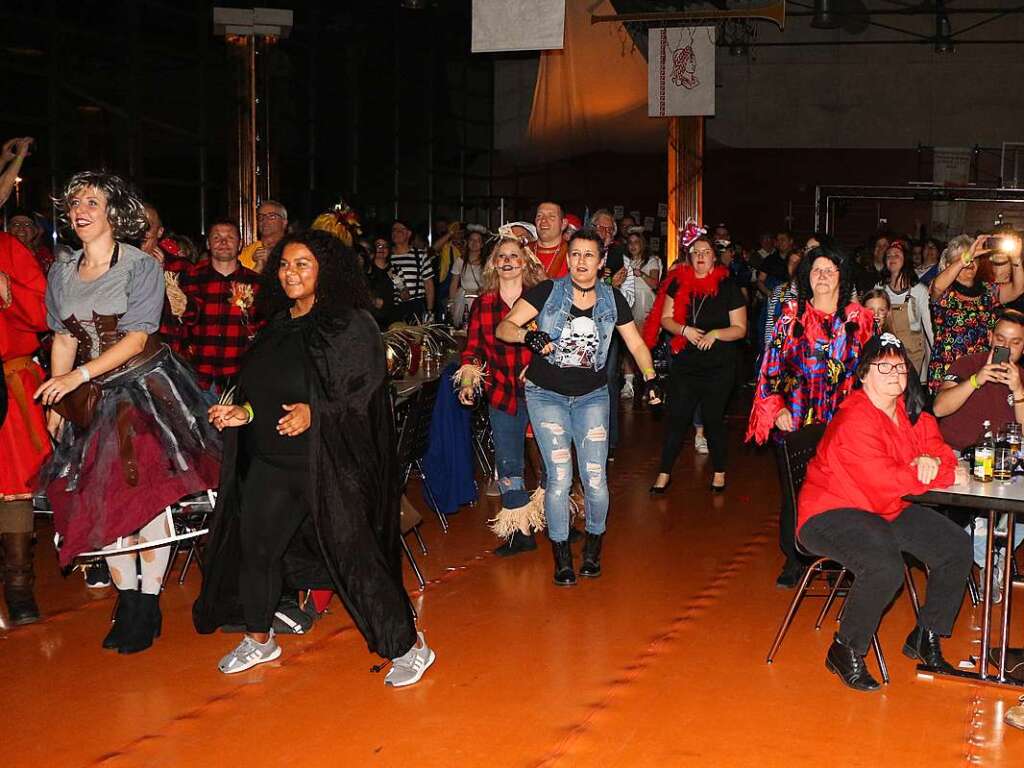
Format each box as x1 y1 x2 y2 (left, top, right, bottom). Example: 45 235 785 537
521 281 633 396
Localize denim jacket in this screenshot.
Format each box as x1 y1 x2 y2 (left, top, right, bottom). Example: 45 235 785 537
535 276 618 370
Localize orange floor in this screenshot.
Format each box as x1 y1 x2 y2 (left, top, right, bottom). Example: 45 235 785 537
3 405 1024 768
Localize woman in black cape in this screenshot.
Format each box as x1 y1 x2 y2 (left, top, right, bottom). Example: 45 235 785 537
194 229 435 687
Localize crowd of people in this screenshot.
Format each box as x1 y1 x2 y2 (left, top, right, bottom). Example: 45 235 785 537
1 134 1023 723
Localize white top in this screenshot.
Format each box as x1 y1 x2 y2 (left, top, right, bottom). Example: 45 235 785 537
451 256 485 296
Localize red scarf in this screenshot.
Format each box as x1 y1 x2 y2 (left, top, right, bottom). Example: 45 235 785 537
642 264 729 352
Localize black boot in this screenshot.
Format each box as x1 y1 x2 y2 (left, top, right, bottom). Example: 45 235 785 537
118 592 162 655
825 635 881 692
102 590 138 650
578 533 603 578
551 540 576 586
903 626 956 673
494 530 538 557
2 532 40 625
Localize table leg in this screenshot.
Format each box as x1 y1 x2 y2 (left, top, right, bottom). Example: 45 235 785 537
980 510 997 681
999 512 1016 682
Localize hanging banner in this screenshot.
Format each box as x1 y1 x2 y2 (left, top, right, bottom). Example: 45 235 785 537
472 0 566 53
648 26 716 117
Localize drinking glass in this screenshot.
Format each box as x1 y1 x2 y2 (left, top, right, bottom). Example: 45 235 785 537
994 444 1014 482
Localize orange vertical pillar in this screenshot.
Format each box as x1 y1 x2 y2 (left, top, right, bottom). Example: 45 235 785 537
667 116 704 267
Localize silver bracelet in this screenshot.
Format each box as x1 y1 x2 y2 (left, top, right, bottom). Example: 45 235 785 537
77 366 91 383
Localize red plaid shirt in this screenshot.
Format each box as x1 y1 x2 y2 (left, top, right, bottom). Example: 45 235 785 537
159 253 192 355
180 261 263 389
461 291 532 415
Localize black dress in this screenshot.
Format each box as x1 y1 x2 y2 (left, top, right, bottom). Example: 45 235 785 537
194 308 417 659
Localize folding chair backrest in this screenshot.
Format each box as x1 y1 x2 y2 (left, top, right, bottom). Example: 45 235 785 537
781 423 828 558
396 377 441 469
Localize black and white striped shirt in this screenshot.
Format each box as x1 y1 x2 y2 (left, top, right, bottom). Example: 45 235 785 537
389 249 434 300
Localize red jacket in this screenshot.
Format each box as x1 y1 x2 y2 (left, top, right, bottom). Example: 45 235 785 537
797 389 956 533
0 233 47 361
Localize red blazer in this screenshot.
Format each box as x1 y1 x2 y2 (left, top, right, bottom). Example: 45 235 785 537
798 388 956 533
0 233 47 361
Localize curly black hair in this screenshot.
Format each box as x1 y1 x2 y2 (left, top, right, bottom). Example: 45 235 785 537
792 243 856 340
257 229 372 319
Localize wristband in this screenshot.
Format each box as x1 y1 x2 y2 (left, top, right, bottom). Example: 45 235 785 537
961 254 973 267
970 374 980 390
641 367 655 377
78 366 90 383
242 402 255 424
524 330 553 355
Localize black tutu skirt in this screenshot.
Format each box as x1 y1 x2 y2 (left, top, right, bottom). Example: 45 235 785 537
39 346 222 566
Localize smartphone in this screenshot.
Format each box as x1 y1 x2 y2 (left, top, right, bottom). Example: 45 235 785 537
993 345 1011 365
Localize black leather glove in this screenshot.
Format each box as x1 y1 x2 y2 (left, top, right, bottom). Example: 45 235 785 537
524 330 553 355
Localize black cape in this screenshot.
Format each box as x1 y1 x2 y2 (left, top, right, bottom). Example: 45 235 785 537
192 308 417 660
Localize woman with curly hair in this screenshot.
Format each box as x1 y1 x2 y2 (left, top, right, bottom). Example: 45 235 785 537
194 230 434 687
35 171 221 653
746 245 875 589
457 235 546 556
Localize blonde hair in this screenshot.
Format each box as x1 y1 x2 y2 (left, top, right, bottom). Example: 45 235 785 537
482 236 546 292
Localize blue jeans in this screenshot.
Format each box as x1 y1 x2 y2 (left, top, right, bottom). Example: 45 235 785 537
488 404 530 509
525 383 610 543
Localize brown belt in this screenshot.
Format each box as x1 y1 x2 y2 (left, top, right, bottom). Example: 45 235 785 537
94 335 164 384
2 355 46 452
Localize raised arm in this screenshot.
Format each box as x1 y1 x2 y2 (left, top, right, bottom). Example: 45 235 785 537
930 235 988 300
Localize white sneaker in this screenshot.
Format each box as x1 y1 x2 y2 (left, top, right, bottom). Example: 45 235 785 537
694 434 709 454
620 381 634 399
218 632 282 674
385 631 435 688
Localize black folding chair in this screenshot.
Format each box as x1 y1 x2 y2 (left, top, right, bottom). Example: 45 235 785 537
395 378 448 533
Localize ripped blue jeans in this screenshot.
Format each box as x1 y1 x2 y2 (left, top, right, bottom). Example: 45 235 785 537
488 404 530 510
525 383 610 543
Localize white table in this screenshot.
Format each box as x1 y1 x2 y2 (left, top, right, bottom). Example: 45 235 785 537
906 472 1024 686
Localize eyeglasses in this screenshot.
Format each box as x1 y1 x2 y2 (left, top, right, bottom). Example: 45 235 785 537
811 267 839 277
991 260 1011 268
257 212 283 221
871 361 909 375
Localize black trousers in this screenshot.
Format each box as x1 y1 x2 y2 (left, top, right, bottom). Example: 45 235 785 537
799 505 973 655
238 454 310 633
774 440 801 567
659 360 735 474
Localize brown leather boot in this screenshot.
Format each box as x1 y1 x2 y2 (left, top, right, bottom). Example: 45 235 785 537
3 532 41 626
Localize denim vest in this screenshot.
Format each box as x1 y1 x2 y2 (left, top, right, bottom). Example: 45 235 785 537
535 276 618 370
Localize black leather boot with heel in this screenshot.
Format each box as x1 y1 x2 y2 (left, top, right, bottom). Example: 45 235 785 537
551 540 576 586
579 533 603 578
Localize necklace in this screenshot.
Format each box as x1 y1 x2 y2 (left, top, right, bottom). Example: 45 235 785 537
572 281 596 295
690 294 709 325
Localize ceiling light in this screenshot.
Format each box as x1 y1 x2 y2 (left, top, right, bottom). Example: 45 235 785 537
935 13 954 53
810 0 841 30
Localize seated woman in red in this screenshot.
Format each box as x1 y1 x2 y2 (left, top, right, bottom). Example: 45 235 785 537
798 332 972 692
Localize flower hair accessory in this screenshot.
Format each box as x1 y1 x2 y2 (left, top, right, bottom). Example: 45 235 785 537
311 198 363 247
679 219 707 248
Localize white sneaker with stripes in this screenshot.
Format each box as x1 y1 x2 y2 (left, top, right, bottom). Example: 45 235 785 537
218 632 282 675
385 631 435 688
